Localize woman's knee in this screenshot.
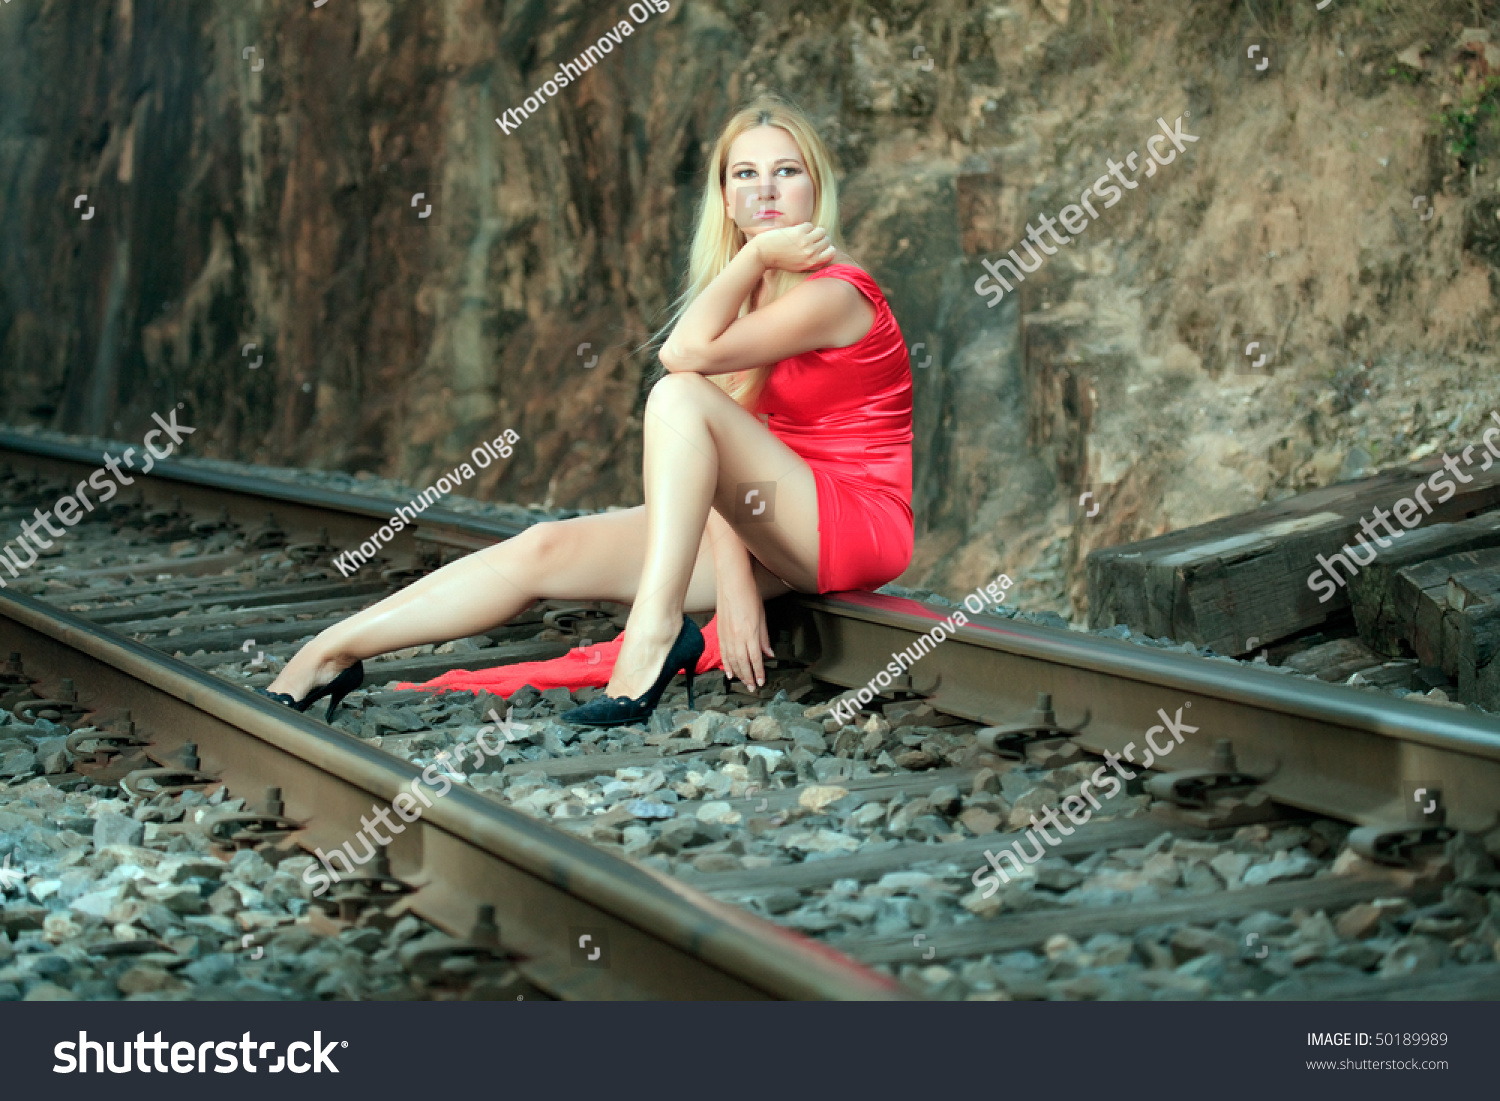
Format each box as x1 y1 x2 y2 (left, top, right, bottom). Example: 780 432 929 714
488 520 570 582
646 371 714 412
519 520 571 560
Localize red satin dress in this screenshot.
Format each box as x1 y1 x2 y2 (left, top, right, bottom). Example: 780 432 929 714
754 263 915 593
396 263 914 697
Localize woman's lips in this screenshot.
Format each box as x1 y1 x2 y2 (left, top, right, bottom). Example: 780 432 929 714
754 209 781 219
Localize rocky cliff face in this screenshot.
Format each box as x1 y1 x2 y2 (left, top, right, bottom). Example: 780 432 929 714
1 0 1495 618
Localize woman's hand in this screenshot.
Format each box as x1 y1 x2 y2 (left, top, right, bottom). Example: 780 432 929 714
715 566 773 690
752 223 836 274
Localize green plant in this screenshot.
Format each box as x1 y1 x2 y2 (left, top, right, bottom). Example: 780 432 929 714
1438 76 1500 170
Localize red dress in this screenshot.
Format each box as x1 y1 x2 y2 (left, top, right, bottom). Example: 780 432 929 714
756 263 915 593
397 262 914 696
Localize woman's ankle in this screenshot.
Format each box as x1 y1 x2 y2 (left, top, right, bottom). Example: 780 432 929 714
626 609 684 645
271 647 344 694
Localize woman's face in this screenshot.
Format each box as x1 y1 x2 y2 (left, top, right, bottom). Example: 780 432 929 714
723 125 816 238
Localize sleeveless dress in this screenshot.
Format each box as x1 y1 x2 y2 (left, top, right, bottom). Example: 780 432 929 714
396 262 914 697
755 263 915 593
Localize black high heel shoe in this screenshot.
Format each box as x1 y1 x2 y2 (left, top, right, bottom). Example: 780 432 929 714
255 660 365 722
564 615 705 728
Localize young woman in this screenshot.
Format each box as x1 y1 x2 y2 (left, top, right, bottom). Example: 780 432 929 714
258 93 914 727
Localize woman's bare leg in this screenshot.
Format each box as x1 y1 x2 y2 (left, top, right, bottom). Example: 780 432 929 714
604 372 821 700
264 506 794 700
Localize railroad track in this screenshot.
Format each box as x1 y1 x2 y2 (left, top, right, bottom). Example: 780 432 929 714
1 429 1498 1001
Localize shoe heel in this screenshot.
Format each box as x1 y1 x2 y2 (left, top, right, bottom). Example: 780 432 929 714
322 661 364 722
683 665 696 710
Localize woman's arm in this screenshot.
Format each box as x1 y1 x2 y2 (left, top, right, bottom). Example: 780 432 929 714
706 508 773 689
706 506 755 582
661 229 875 376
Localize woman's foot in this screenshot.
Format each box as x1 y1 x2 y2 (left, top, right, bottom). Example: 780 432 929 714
604 613 686 701
266 647 355 703
564 615 703 728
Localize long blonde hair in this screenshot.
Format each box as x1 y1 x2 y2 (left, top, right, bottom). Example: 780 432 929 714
648 94 845 409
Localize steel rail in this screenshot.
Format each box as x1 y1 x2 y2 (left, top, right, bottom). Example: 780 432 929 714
0 587 903 1000
768 592 1500 834
6 438 1498 844
0 430 529 557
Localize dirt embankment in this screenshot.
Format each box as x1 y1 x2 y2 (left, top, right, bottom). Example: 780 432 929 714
0 1 1494 622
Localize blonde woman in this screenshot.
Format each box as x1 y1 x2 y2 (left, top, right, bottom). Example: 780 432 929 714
259 93 914 727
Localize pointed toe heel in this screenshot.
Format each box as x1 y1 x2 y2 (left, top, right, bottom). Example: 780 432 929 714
255 659 365 722
564 616 705 729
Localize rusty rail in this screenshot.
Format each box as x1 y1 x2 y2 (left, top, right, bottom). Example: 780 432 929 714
0 586 903 1000
769 592 1500 837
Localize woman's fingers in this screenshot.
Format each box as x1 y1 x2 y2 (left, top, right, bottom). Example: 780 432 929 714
722 635 739 685
727 636 752 687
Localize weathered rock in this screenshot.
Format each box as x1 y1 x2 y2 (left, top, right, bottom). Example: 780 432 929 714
35 738 71 776
70 885 128 919
1335 902 1385 940
0 750 36 779
970 768 1002 796
1210 852 1254 886
925 784 961 816
1141 853 1181 889
1033 859 1084 892
797 785 849 814
93 812 145 850
748 716 783 742
117 965 187 996
627 799 674 820
1379 936 1448 977
780 828 859 855
695 801 741 826
1083 933 1135 967
1241 853 1319 886
1006 787 1059 830
959 807 1002 836
959 886 1003 917
1170 926 1238 963
655 817 713 854
691 852 742 874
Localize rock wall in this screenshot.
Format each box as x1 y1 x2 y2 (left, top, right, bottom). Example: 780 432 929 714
0 0 1495 617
